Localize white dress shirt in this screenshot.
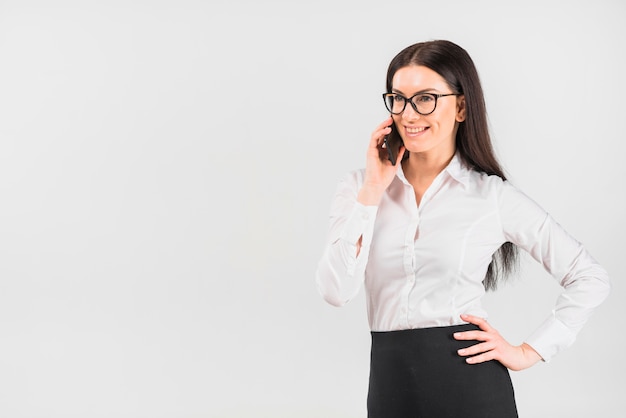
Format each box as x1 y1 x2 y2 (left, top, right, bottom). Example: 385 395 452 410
315 154 610 362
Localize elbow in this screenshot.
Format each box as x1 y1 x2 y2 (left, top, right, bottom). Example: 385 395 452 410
321 291 350 308
315 252 361 308
317 281 351 307
603 275 613 299
592 265 611 302
315 272 352 308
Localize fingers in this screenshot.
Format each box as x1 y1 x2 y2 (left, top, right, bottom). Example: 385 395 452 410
453 330 485 341
463 350 496 365
453 315 493 341
456 339 497 365
457 338 498 364
454 331 499 364
460 313 494 332
373 117 393 136
370 118 393 148
394 146 406 166
372 115 393 130
457 341 494 357
455 314 501 364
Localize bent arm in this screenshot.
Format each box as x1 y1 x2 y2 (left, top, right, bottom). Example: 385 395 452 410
523 242 610 361
499 183 611 362
315 172 378 307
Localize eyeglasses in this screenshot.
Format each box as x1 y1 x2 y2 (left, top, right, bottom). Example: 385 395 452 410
382 92 459 115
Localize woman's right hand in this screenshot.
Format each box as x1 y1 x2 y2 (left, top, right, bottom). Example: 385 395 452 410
357 117 405 206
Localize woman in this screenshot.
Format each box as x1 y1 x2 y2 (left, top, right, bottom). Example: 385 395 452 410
315 40 610 417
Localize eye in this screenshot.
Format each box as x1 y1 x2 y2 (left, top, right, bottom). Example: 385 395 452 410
414 94 435 103
392 94 405 103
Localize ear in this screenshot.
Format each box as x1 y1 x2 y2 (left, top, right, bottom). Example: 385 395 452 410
455 95 466 122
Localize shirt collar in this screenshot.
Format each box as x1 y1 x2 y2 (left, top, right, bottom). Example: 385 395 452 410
445 152 471 188
396 152 471 188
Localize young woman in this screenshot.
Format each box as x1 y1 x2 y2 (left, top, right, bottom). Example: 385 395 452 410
315 40 610 417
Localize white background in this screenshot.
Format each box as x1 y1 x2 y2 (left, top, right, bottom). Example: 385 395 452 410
0 0 624 417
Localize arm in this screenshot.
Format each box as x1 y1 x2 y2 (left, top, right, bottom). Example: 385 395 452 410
315 174 378 307
315 117 405 307
499 183 610 362
456 181 610 368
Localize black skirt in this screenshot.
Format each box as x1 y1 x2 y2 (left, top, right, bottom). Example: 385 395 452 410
367 324 518 418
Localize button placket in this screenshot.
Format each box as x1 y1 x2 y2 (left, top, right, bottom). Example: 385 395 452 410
401 183 420 327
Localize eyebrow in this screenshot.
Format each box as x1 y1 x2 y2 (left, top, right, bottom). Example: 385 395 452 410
391 88 441 96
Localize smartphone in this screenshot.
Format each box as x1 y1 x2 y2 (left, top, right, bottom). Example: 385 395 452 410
383 121 402 165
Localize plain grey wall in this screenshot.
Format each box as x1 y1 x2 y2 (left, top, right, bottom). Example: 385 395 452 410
0 0 624 417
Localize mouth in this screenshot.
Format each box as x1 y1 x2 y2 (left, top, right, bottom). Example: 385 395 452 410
405 126 429 135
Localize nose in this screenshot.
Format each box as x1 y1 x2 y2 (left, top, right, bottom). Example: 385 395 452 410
401 101 421 121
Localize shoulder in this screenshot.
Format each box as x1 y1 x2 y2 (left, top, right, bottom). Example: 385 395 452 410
464 168 524 196
463 169 541 213
462 168 508 198
449 155 508 196
337 168 366 188
332 168 367 197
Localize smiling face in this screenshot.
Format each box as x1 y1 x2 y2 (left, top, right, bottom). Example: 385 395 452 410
391 65 466 159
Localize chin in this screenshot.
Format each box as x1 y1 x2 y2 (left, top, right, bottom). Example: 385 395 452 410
402 141 429 154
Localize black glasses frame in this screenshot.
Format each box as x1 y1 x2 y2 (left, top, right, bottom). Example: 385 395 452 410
382 92 460 115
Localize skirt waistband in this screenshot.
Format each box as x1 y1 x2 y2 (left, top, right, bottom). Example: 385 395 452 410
370 323 479 351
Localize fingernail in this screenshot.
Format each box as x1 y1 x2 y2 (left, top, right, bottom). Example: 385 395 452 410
458 349 465 355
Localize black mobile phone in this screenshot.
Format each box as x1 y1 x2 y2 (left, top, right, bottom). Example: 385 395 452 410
383 122 402 165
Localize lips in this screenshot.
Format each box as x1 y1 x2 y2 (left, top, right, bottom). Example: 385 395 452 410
405 126 428 134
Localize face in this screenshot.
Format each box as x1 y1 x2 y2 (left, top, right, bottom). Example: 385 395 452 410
390 65 465 158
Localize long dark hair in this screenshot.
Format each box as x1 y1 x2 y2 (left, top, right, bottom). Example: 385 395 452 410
385 40 518 290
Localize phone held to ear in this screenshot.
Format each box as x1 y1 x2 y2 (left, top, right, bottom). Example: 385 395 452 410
383 122 402 165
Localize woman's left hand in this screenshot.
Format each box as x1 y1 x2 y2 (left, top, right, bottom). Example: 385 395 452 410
454 314 542 371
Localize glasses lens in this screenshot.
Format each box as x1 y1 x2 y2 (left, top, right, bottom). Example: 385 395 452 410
411 94 436 115
384 94 405 114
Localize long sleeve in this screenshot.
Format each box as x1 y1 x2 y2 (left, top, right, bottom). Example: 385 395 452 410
316 156 610 348
498 182 611 362
315 171 378 307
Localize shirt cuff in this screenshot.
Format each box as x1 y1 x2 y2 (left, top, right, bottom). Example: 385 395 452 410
341 203 378 246
525 315 577 362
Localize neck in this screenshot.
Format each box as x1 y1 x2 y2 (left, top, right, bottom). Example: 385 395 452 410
402 149 456 184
